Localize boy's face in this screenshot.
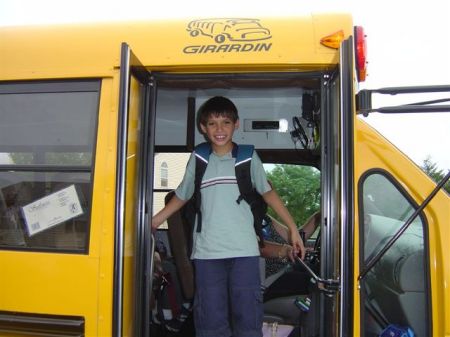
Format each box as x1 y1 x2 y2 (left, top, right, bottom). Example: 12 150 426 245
200 114 239 154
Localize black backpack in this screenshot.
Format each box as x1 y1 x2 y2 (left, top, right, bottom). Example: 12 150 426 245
183 142 267 248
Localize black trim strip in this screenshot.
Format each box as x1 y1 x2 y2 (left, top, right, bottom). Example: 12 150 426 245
113 42 130 337
186 97 196 151
339 37 355 337
0 311 84 337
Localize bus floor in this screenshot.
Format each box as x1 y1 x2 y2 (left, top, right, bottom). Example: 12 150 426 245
150 315 195 337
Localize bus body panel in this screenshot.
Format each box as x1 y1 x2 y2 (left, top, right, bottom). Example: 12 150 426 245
0 77 120 336
354 118 450 337
92 77 119 337
0 15 353 80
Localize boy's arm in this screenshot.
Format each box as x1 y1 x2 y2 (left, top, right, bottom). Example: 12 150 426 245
262 189 305 259
151 194 188 231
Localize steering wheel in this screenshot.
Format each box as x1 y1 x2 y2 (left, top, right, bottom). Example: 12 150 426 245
292 116 309 149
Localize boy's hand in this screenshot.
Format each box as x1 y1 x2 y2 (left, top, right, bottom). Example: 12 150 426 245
151 215 163 233
290 228 306 260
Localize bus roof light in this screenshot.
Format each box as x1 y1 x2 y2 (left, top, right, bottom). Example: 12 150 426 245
355 26 367 82
320 30 344 49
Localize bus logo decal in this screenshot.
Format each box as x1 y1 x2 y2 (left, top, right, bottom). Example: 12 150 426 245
187 18 272 43
184 18 273 54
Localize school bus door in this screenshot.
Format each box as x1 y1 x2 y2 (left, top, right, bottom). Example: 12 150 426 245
114 43 153 337
319 36 356 337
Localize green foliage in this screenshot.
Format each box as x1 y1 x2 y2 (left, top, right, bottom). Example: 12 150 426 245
9 152 91 166
421 157 450 194
266 164 321 227
9 153 33 165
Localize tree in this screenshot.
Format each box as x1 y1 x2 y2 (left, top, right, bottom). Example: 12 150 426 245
9 152 91 165
421 157 450 194
266 164 320 227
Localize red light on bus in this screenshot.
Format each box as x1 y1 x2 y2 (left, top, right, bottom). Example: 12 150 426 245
320 30 344 49
355 26 367 82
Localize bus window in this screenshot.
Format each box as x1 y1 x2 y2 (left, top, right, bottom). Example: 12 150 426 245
153 152 191 229
360 171 430 337
0 80 100 253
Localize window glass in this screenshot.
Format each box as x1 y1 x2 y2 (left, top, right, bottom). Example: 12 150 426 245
361 172 429 337
0 80 100 253
153 153 190 229
155 89 189 146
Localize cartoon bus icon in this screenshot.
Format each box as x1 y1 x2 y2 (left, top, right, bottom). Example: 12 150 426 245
187 18 272 43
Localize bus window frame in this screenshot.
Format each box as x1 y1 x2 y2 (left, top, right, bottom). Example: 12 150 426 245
0 79 100 254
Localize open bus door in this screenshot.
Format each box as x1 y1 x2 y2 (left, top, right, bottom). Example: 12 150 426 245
114 43 154 337
322 35 355 337
291 35 356 337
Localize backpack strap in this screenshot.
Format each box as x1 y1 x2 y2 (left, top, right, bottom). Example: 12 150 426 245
193 142 211 233
233 144 267 247
234 144 254 205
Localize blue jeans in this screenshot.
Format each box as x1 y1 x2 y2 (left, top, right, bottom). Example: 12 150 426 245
193 257 263 337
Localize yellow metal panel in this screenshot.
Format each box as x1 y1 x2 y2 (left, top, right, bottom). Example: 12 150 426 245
91 77 120 337
0 252 99 335
0 77 120 337
0 14 352 80
354 118 450 337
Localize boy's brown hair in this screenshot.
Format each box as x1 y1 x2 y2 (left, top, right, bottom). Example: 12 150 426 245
197 96 239 127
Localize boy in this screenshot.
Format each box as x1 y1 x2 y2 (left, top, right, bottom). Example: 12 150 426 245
151 96 304 337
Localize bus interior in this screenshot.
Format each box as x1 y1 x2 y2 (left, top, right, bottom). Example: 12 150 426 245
150 71 325 336
149 71 429 337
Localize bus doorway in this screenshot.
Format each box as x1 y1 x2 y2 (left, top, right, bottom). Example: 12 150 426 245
148 70 336 337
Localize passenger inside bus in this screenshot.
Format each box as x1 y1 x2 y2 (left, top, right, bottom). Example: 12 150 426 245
260 212 321 301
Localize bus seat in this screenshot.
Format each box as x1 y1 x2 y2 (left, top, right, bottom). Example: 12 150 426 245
164 191 195 301
0 182 31 246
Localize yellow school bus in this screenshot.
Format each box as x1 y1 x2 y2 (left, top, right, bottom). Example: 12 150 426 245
0 14 449 337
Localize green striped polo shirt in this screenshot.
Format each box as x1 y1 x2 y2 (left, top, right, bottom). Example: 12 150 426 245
175 149 271 259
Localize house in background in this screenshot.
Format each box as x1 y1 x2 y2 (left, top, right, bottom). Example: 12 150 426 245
153 152 190 228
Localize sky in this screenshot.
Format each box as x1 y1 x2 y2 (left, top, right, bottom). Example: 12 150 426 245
0 0 449 171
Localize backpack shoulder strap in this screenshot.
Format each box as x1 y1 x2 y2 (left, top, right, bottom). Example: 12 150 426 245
234 144 254 167
233 144 254 199
193 142 211 164
233 143 267 247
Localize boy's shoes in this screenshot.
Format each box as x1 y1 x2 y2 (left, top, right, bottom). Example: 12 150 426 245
165 319 183 332
164 305 192 332
178 305 192 321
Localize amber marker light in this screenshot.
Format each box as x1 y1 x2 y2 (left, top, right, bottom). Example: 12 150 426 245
354 25 367 82
320 30 344 49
